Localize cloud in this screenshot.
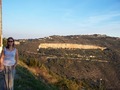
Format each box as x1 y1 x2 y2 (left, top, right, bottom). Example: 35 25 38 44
77 12 120 27
71 12 120 37
88 13 120 24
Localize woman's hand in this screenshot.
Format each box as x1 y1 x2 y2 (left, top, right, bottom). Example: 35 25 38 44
0 65 4 71
12 65 16 69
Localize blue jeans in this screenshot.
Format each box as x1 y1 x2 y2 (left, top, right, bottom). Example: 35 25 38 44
4 66 15 90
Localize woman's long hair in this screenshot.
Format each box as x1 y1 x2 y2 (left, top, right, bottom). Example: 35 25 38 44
6 37 15 49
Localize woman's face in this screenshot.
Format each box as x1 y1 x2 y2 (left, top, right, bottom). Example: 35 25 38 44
8 39 14 46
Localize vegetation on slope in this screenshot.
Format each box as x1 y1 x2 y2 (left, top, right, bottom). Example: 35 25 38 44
14 61 58 90
12 34 120 89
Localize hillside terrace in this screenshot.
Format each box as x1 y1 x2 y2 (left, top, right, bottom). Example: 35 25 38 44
39 43 106 50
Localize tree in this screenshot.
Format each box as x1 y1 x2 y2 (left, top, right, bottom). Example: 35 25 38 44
3 38 7 47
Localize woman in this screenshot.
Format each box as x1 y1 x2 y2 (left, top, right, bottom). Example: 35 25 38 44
0 37 19 90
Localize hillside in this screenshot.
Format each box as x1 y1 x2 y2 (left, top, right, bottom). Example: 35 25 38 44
16 34 120 90
0 61 58 90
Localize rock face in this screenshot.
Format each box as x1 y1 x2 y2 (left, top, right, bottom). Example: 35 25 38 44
39 43 106 50
0 1 3 89
0 0 2 53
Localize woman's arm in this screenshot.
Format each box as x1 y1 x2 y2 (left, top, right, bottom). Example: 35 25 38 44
0 49 5 70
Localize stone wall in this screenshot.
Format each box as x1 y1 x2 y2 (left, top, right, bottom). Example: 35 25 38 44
39 43 106 50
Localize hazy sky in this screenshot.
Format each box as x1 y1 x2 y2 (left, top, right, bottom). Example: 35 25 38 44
2 0 120 39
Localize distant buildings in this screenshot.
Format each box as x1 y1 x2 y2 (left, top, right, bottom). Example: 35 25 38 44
14 41 20 45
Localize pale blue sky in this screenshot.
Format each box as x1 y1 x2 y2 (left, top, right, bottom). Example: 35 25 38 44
2 0 120 39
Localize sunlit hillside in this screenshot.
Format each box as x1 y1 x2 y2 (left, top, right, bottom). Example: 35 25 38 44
0 60 58 90
5 34 120 90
